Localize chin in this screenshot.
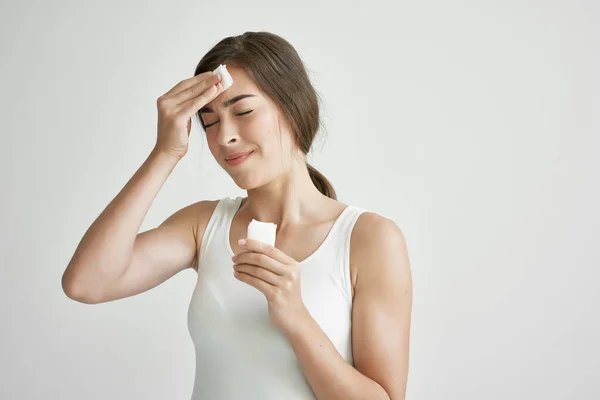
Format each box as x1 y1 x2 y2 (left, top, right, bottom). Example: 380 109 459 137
231 174 262 191
226 159 281 190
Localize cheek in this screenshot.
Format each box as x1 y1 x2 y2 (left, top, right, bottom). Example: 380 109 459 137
247 113 272 135
244 115 276 150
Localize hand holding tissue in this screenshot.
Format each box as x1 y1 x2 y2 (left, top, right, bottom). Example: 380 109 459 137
211 64 234 90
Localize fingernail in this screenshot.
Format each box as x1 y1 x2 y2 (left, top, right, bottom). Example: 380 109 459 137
238 239 247 246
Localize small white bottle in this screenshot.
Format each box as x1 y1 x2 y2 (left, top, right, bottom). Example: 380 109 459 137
247 219 277 247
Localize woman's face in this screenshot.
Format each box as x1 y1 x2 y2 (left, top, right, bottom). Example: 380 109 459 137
199 66 298 190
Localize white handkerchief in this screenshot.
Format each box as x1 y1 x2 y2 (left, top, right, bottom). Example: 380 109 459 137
211 64 234 90
247 219 277 247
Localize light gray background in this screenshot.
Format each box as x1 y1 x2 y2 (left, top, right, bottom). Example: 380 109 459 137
1 0 598 399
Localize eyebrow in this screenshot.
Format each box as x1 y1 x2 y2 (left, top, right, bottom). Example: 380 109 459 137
199 94 257 114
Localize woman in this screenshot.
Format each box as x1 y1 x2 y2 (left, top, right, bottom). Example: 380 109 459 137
62 31 412 400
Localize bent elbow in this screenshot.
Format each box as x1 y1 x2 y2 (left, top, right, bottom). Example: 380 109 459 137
61 270 99 304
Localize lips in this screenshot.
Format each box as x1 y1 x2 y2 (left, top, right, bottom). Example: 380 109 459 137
225 150 254 161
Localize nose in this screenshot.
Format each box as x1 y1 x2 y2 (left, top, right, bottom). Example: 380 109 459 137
215 120 239 146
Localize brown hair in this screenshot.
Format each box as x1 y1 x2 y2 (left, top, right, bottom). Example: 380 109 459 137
193 31 336 200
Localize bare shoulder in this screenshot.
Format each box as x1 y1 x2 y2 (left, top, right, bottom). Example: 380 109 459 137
351 212 405 246
164 198 220 232
350 211 409 294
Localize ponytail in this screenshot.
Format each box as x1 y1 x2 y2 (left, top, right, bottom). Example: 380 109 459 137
307 163 336 200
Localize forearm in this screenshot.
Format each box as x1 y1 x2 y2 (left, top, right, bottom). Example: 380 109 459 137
286 311 391 400
63 148 179 298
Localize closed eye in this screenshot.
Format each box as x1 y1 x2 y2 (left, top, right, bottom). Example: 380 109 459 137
204 110 254 129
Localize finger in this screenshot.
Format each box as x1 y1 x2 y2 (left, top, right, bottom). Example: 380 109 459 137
162 71 216 99
171 73 221 106
234 263 281 286
234 252 286 275
234 270 275 297
178 84 221 120
240 239 294 265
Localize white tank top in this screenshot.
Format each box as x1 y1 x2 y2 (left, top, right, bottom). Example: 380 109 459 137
187 196 367 399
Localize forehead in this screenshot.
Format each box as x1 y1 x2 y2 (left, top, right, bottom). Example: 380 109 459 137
222 65 256 89
199 65 274 117
211 66 261 102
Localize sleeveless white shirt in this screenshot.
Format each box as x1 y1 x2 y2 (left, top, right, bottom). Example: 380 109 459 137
187 196 367 399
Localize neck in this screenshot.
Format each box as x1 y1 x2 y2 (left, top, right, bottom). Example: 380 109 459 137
242 161 328 230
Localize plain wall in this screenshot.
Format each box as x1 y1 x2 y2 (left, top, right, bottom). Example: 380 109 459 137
1 0 598 399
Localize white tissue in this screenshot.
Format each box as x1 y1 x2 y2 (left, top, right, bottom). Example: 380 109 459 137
247 219 277 247
211 64 234 90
